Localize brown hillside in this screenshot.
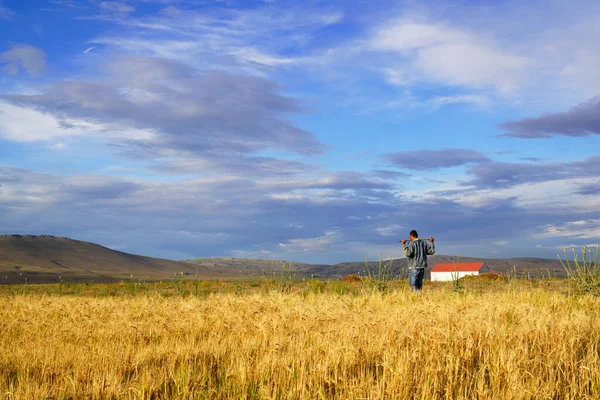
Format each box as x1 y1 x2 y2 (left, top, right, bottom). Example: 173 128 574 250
0 235 205 284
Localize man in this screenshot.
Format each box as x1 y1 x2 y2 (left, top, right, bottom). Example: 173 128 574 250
401 230 435 292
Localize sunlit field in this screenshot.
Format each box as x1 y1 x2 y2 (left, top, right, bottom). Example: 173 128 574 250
1 279 599 399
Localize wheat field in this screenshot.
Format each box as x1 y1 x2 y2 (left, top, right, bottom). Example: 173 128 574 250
1 285 599 399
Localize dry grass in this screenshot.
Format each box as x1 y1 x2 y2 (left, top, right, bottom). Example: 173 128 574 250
1 287 599 399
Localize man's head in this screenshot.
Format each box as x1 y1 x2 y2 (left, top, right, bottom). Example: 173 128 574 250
410 230 418 239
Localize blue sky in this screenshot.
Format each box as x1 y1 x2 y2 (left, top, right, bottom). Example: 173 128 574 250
0 0 599 262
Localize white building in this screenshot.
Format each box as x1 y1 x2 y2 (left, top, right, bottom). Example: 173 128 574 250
430 262 489 281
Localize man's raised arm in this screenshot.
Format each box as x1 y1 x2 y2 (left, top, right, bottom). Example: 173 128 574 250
427 237 435 255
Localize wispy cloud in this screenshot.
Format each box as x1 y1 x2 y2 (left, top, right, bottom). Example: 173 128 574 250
0 1 14 19
99 1 135 18
45 0 86 10
384 149 489 171
430 95 491 107
89 5 343 73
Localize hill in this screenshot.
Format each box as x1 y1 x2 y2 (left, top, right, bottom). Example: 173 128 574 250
0 234 567 283
0 235 206 284
0 235 328 284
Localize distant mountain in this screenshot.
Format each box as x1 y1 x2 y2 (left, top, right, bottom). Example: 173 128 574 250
309 255 566 279
0 234 567 284
184 257 328 278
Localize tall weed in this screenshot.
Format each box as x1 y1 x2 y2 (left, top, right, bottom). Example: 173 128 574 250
361 254 393 292
560 244 600 295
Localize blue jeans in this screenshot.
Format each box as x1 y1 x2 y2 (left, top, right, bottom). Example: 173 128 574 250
408 268 425 291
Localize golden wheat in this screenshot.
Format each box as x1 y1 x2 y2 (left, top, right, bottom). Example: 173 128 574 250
1 288 599 399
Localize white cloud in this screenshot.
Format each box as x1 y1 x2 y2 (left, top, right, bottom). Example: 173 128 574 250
0 45 47 77
536 220 600 240
418 43 526 93
383 68 408 86
369 20 529 94
375 224 402 237
318 11 344 26
427 178 600 213
0 101 158 143
355 2 600 108
371 21 466 52
50 143 67 151
532 14 600 102
278 231 341 253
0 101 87 141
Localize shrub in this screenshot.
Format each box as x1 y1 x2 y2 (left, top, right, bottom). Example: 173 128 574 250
342 274 361 283
331 281 350 295
308 279 325 294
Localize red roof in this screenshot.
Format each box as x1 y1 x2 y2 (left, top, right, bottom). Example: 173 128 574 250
431 262 486 273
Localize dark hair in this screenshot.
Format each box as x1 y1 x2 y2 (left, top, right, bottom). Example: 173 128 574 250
410 230 418 238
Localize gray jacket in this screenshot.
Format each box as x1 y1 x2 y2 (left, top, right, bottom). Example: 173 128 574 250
402 240 435 269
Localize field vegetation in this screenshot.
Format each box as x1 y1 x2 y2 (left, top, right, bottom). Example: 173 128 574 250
1 271 600 399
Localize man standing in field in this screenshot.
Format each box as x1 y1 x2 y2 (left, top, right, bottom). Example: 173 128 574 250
401 230 435 292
